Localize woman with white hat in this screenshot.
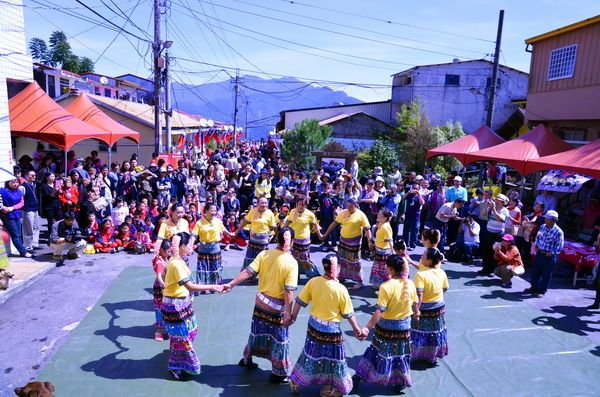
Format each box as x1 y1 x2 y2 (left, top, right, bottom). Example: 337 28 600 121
479 194 510 276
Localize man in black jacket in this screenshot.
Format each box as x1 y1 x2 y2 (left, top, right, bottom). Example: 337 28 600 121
48 211 86 262
19 170 40 252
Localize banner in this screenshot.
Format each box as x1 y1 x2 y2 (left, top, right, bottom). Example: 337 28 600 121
537 169 591 193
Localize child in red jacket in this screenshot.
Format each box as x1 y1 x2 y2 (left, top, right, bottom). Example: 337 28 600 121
94 218 119 253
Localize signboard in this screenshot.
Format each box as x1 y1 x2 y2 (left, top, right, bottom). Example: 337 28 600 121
537 170 591 193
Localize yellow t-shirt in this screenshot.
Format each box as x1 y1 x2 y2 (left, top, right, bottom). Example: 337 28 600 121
375 222 393 249
246 208 276 234
157 218 190 240
414 267 448 303
335 209 370 238
286 208 317 240
255 178 272 198
248 249 298 299
163 257 191 298
377 278 417 320
191 217 225 243
297 276 354 322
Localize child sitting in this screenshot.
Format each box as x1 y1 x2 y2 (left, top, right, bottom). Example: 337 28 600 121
222 212 248 251
111 197 129 226
94 218 119 253
123 214 138 237
85 213 99 243
116 222 136 250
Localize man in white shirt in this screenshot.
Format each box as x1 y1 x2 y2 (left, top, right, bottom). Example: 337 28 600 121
458 214 480 263
534 190 557 213
433 198 465 254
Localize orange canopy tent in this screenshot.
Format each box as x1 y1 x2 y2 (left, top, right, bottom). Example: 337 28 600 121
9 81 110 150
63 93 140 146
524 138 600 180
463 124 574 175
426 124 505 165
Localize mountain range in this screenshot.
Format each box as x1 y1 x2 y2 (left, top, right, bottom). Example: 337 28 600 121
171 75 364 140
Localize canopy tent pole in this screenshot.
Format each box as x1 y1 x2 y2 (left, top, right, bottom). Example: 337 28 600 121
137 144 140 160
64 150 68 176
108 146 112 165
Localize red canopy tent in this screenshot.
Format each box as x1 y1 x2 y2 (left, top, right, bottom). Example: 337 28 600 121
524 138 600 180
63 93 140 146
9 81 110 150
426 124 505 165
463 124 574 175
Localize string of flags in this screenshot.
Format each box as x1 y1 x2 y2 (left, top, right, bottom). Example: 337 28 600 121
176 129 245 150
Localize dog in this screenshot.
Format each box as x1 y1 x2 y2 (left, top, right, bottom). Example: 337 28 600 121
0 268 14 290
14 381 55 397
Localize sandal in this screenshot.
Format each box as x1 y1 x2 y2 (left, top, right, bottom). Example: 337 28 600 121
320 387 342 397
289 378 300 394
155 332 164 342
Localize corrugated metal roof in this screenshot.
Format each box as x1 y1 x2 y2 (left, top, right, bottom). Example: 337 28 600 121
318 111 394 128
88 94 202 129
391 59 528 77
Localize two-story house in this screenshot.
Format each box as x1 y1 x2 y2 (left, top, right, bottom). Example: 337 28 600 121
524 15 600 145
391 59 529 133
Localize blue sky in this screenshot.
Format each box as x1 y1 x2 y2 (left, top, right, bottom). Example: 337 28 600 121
22 0 600 103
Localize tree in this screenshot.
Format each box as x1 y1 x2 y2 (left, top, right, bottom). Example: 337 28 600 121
429 121 465 171
395 97 437 172
280 118 332 171
355 138 397 178
29 31 94 73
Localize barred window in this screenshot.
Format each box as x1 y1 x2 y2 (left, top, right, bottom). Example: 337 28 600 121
547 44 577 81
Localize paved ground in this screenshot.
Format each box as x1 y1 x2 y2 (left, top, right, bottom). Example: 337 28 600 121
1 236 600 396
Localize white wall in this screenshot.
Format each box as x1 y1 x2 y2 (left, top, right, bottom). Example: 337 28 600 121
392 61 529 133
0 0 32 169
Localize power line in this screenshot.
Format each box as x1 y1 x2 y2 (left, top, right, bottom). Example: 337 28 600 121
278 0 495 43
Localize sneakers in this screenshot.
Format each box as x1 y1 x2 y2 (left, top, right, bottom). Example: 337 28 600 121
224 244 230 251
523 287 537 294
67 253 80 260
535 293 545 298
109 248 116 254
501 281 512 288
53 254 64 261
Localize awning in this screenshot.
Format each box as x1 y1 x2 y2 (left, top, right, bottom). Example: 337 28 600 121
464 124 574 175
9 81 110 150
426 124 505 165
536 170 591 193
63 93 140 145
524 137 600 180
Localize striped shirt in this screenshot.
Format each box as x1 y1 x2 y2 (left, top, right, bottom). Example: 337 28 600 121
535 223 564 256
487 207 509 234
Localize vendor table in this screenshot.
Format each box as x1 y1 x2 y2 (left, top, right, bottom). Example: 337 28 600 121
559 239 598 286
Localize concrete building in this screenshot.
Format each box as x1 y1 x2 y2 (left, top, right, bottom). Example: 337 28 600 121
524 15 600 145
0 0 32 169
391 59 529 133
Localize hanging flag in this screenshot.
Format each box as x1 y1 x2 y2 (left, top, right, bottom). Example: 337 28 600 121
195 131 202 147
214 132 221 145
177 134 186 151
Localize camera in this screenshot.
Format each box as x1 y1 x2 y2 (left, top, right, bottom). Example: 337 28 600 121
64 228 85 243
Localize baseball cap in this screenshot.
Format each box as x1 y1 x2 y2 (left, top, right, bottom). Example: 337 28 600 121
544 210 559 220
454 176 462 182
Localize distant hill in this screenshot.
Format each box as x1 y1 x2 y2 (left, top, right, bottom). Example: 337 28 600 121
171 75 364 140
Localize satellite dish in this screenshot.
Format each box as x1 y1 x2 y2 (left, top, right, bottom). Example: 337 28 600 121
100 76 108 85
207 120 214 127
199 118 208 127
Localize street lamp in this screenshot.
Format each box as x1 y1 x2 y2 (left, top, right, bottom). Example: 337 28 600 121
153 40 173 154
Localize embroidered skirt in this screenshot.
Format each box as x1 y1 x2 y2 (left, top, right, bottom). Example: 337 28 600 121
337 235 363 282
152 278 166 335
161 294 201 374
241 231 270 271
290 316 353 394
243 292 291 376
410 301 448 363
292 237 320 278
356 317 412 388
370 246 392 286
196 241 223 286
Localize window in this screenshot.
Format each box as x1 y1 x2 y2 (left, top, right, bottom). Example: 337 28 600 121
486 78 501 89
445 74 460 86
547 44 577 81
48 76 56 98
555 127 586 142
104 88 111 97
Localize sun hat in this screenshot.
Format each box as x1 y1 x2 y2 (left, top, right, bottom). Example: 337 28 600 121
501 234 515 241
495 194 509 204
544 210 559 220
454 176 462 182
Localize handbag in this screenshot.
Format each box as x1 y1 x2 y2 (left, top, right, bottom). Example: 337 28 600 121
90 196 108 212
511 265 525 276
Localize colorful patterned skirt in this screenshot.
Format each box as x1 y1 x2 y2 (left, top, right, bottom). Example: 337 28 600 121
337 235 363 282
243 292 291 376
161 294 201 374
196 241 222 286
290 316 353 394
241 231 270 271
292 237 320 278
152 278 166 335
410 301 448 363
356 317 412 388
369 246 392 286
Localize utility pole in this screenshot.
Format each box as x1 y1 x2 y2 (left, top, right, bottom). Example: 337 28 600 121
244 99 250 136
486 10 504 128
231 69 241 147
164 51 172 153
153 0 162 154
